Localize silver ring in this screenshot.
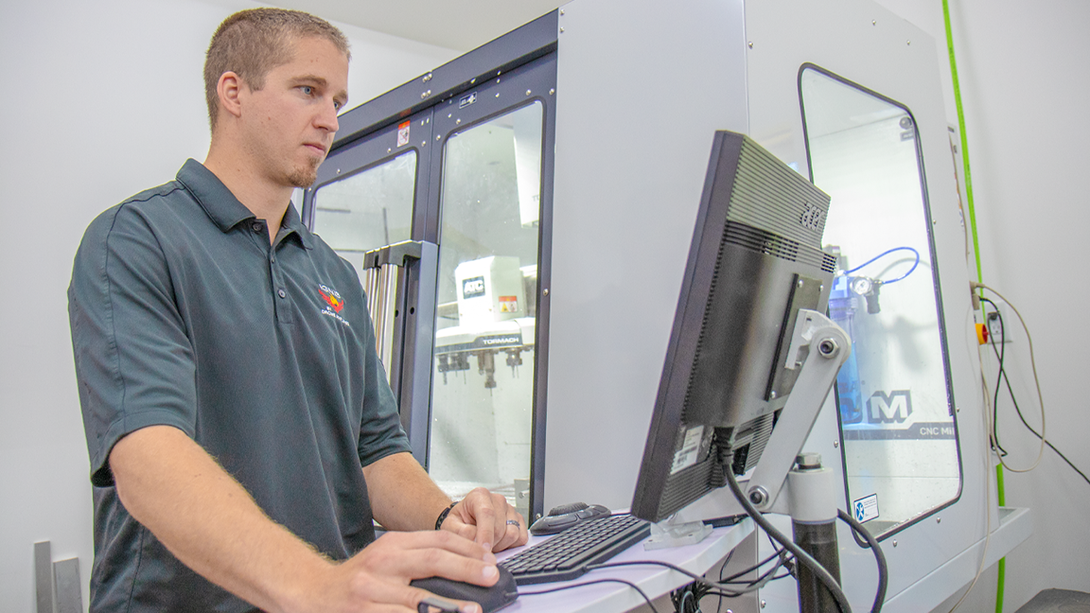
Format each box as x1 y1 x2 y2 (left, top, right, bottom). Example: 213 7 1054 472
506 520 520 527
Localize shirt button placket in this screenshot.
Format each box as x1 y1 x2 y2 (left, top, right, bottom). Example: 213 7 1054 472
270 247 293 324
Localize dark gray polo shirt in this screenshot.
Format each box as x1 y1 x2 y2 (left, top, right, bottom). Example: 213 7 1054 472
69 159 411 612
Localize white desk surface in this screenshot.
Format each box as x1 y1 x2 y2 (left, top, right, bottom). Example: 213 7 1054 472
497 518 754 613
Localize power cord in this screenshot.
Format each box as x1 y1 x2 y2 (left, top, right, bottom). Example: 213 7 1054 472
836 509 887 613
587 558 790 599
980 297 1090 486
671 581 708 613
723 466 853 613
972 282 1046 473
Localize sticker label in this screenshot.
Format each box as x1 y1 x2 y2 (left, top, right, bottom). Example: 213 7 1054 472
459 92 478 108
397 121 410 147
499 296 519 313
853 493 880 523
670 425 705 475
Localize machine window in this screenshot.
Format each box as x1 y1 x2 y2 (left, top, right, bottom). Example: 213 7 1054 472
311 151 417 270
429 101 544 516
800 66 962 538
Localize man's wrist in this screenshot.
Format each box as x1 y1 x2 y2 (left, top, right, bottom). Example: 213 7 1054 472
434 501 458 530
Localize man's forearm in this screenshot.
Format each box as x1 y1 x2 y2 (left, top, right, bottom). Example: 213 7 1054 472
110 425 332 613
362 452 453 532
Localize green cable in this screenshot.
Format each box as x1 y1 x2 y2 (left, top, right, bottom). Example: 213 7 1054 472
996 464 1006 613
942 0 982 285
942 2 1005 611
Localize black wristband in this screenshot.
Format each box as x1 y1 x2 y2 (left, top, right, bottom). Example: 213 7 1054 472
434 501 458 530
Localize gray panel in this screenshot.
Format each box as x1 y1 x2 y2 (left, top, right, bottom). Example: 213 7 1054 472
34 541 53 613
53 558 81 613
544 0 749 511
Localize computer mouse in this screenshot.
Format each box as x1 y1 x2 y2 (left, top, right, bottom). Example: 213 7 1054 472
529 502 611 535
410 566 518 613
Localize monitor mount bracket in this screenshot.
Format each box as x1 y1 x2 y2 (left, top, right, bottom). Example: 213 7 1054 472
664 308 850 527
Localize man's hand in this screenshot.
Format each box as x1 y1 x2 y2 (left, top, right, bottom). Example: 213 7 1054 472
439 487 529 553
363 454 529 554
296 530 499 613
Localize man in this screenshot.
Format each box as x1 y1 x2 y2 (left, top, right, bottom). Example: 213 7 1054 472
68 8 527 613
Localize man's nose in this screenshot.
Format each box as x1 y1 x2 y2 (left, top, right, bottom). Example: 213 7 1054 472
316 101 339 132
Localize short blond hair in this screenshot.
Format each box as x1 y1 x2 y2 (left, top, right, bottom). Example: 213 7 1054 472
204 8 350 131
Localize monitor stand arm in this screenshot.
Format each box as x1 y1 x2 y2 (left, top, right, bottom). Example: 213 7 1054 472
644 313 851 609
747 308 850 516
660 308 850 528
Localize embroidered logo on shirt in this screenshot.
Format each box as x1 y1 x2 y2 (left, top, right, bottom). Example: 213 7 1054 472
319 285 345 313
318 284 350 327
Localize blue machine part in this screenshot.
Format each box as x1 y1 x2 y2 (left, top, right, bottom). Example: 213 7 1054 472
829 274 863 426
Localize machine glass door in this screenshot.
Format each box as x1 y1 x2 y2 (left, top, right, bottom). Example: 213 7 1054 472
800 65 962 539
429 99 545 516
304 109 439 467
310 149 419 384
310 150 417 266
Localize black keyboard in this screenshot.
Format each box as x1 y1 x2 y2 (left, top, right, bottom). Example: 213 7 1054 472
499 514 651 585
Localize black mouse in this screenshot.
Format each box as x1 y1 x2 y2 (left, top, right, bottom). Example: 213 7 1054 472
529 502 611 535
410 566 518 613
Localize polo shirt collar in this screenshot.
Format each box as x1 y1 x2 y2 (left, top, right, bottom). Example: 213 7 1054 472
279 200 313 249
176 159 313 249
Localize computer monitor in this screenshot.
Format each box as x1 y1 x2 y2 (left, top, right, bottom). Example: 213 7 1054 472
631 130 837 524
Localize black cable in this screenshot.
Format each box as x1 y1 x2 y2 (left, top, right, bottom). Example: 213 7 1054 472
671 581 708 613
980 298 1008 456
837 508 887 613
519 577 660 613
766 528 796 580
981 298 1090 487
722 467 853 613
748 553 791 586
719 543 789 583
715 548 734 613
711 531 791 611
587 560 747 598
588 557 794 599
715 550 731 613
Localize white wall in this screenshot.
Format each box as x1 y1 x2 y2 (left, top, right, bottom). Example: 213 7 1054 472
873 0 1090 611
0 1 456 610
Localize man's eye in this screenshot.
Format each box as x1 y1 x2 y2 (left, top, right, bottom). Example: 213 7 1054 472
300 86 314 95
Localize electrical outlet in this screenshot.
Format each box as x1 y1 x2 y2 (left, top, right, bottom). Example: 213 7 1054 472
986 310 1012 344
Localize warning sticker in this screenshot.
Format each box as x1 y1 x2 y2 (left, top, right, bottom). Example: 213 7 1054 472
397 121 410 147
499 296 519 313
853 493 880 523
670 425 705 475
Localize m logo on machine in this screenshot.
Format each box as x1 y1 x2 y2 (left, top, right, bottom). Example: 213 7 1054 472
462 276 486 299
867 390 912 424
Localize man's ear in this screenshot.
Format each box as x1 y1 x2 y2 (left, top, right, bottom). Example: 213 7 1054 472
216 71 244 120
